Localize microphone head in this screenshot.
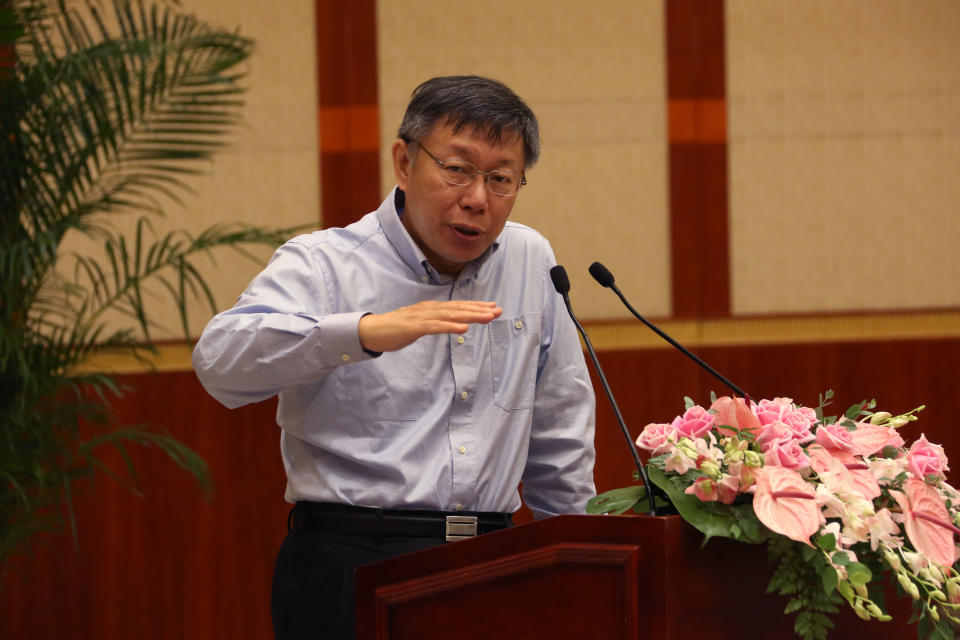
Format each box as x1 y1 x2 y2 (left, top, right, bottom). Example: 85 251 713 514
588 261 615 288
549 265 570 294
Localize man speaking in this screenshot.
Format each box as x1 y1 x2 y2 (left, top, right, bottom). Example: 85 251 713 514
192 75 596 640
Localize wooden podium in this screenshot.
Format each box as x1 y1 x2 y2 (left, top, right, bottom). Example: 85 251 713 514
355 514 915 639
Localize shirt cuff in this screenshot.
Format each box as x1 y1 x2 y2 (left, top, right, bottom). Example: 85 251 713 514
359 312 382 357
314 311 379 365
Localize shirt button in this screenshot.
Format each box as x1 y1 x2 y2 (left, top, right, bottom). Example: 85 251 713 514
421 275 428 283
460 391 469 400
341 353 350 362
457 336 465 345
455 504 463 511
514 320 523 329
458 446 466 454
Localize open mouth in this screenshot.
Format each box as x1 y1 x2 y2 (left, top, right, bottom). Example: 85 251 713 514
452 224 481 238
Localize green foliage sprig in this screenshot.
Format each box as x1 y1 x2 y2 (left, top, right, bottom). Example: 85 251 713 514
766 536 843 640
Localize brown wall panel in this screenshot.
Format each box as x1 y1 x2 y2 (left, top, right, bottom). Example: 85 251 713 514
1 372 288 640
4 338 957 639
667 143 730 318
666 0 731 318
316 0 381 228
665 0 726 99
319 149 383 224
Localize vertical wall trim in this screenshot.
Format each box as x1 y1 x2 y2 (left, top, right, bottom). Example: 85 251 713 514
315 0 381 229
665 0 730 318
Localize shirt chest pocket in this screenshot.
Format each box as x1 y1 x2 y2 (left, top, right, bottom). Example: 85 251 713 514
488 314 541 411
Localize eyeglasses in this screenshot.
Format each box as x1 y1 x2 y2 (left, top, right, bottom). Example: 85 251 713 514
416 144 526 197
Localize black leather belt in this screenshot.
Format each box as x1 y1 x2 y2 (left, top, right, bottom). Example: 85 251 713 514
289 502 513 542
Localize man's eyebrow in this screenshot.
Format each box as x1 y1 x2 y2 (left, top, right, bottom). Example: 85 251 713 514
445 144 521 168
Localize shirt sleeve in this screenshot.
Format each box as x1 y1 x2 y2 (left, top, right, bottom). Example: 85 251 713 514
192 240 375 409
520 252 597 518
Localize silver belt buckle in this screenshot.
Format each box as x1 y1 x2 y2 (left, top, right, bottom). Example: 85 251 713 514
445 515 478 542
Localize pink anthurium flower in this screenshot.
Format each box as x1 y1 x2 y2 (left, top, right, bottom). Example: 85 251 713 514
890 478 960 567
811 446 881 501
710 396 761 436
815 422 854 451
808 445 854 492
848 421 899 457
752 467 821 546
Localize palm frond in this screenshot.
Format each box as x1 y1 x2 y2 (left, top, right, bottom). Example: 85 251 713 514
0 0 300 571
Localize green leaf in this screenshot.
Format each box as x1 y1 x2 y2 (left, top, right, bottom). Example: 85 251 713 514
816 532 836 552
837 580 854 601
647 465 768 544
821 566 839 594
846 562 873 586
587 485 648 515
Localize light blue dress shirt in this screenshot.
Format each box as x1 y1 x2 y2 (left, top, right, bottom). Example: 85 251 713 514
192 188 596 518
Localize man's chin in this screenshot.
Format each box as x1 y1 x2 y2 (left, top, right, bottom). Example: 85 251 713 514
430 250 484 277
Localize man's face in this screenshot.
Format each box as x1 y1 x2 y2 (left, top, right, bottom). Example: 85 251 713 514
392 121 525 276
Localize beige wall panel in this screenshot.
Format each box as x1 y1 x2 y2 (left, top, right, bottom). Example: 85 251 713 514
59 0 319 338
727 0 960 314
377 0 670 319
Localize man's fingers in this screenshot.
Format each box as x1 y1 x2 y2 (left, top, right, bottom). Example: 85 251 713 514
420 321 471 336
403 300 501 325
357 300 502 353
431 306 501 325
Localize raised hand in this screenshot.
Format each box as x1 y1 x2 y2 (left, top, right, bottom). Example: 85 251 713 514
357 300 502 353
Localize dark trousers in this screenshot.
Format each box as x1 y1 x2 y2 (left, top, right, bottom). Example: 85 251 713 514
270 519 442 640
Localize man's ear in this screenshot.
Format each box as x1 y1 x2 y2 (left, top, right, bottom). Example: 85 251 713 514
392 139 411 191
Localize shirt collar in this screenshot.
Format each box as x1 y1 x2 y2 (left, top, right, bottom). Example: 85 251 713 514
376 187 501 284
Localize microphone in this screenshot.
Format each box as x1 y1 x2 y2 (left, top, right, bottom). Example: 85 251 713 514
550 264 570 295
588 261 749 399
550 265 657 516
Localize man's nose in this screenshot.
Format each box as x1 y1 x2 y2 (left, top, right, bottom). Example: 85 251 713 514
459 175 488 211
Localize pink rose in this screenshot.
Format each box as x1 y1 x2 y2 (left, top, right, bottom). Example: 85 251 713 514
781 410 816 444
672 406 715 439
815 422 853 451
754 398 793 426
636 422 675 454
764 439 811 471
907 434 949 480
793 405 817 424
756 421 792 452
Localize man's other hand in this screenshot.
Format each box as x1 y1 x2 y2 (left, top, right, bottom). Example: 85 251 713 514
358 301 502 353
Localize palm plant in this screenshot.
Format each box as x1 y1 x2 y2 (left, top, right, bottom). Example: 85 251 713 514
0 0 301 575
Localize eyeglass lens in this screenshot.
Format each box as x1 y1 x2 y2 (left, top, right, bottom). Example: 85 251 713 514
419 145 522 196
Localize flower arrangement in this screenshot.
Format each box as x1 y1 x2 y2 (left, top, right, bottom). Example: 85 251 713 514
587 391 960 640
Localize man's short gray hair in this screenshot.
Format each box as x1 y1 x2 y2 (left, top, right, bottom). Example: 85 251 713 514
396 75 540 168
